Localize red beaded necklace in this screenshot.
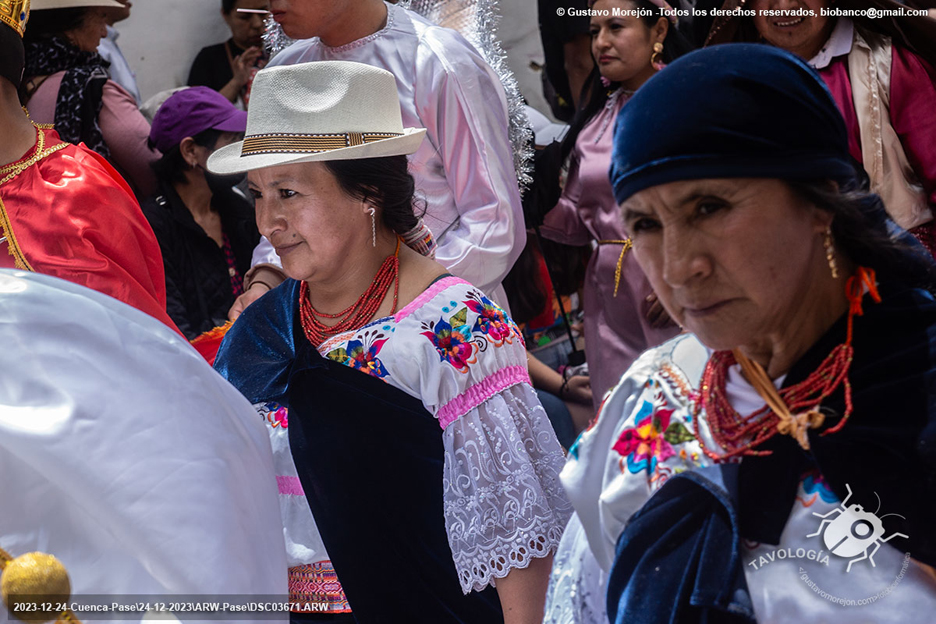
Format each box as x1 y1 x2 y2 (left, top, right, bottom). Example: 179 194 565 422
299 237 401 348
695 267 881 461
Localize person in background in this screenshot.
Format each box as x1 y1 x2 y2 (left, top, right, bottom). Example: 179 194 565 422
188 0 268 107
706 0 936 257
142 87 258 340
538 0 687 409
1 0 178 333
97 0 140 105
21 0 159 197
537 0 593 120
229 0 525 323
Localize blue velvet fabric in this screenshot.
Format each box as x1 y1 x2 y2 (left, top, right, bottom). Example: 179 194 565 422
609 44 859 204
214 280 504 623
214 279 301 406
607 465 755 624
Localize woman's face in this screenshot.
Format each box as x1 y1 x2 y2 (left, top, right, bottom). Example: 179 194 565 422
248 162 370 283
66 8 108 53
749 0 834 60
621 178 832 351
590 0 667 89
224 0 267 49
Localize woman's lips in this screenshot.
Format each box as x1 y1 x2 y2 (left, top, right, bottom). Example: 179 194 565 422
774 16 806 27
598 55 617 64
274 242 301 256
683 299 733 318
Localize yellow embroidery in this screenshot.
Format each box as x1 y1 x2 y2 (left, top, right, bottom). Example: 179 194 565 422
0 195 32 271
0 126 69 187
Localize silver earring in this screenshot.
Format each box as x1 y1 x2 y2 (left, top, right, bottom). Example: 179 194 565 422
367 206 376 247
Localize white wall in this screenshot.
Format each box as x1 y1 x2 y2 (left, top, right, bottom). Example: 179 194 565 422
116 0 230 102
116 0 551 116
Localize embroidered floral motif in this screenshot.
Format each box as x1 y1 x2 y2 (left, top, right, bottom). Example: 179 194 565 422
326 329 390 379
463 292 516 346
612 379 697 480
260 402 288 429
421 313 476 373
799 470 838 506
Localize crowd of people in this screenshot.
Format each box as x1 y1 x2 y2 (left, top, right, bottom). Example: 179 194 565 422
1 0 935 622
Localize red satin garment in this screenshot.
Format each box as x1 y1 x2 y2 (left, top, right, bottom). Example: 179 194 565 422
0 127 182 335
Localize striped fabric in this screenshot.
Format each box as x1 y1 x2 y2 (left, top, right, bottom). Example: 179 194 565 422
288 561 352 613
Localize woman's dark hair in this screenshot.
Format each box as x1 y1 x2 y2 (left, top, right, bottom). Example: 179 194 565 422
22 8 88 43
790 180 936 292
560 0 693 163
221 0 237 15
149 128 225 185
503 235 590 324
323 155 424 236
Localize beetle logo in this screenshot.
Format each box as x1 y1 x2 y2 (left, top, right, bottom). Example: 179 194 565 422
806 483 908 573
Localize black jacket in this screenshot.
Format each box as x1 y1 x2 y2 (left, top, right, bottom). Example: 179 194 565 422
142 183 259 339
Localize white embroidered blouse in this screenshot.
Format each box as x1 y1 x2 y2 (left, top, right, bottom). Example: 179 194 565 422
544 334 936 623
263 276 571 593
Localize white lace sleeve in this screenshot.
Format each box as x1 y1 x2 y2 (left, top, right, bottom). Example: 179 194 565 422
442 382 572 593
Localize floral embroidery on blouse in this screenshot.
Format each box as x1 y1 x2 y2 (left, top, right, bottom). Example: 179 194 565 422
612 378 698 484
421 311 477 373
259 401 288 429
421 293 522 374
326 328 391 379
799 470 838 507
464 291 516 346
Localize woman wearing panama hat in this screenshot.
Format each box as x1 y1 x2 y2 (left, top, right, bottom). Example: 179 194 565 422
211 60 571 623
20 0 159 197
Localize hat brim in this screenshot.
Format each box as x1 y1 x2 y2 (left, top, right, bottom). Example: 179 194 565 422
207 128 427 175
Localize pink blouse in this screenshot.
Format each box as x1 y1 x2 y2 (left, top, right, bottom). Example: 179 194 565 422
26 73 159 198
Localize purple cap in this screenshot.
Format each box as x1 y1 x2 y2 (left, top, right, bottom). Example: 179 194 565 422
149 87 248 153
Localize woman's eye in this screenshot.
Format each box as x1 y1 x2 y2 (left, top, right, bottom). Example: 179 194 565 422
279 189 297 199
630 217 660 233
589 28 599 37
697 201 727 217
249 188 262 199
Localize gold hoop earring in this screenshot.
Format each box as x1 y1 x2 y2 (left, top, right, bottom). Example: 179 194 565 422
824 227 839 279
650 42 664 70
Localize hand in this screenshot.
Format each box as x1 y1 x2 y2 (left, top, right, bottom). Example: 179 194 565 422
562 375 592 405
228 282 270 321
232 46 263 87
645 292 676 329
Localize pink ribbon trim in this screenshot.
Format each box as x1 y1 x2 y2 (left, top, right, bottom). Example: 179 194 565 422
277 475 305 496
436 365 531 430
394 275 469 323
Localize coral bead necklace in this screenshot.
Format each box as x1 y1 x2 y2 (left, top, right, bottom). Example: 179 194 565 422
695 267 881 461
299 237 401 348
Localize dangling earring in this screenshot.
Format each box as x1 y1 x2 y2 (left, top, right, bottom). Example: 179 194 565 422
366 206 376 247
651 42 665 71
823 226 839 279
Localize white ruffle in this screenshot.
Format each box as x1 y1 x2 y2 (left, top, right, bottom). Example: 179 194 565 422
442 382 572 593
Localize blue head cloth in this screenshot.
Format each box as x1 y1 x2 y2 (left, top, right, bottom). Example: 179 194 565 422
610 44 860 205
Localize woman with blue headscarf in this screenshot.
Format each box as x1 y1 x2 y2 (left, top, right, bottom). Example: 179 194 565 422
544 44 936 624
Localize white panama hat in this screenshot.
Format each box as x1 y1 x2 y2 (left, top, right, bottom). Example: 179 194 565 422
207 61 427 175
31 0 125 9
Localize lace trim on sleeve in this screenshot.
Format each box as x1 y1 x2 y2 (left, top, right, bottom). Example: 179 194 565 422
443 383 572 593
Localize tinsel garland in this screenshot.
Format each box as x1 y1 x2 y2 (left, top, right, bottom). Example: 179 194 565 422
262 1 533 194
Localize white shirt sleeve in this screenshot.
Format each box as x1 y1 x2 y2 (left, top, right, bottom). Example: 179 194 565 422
441 382 572 593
